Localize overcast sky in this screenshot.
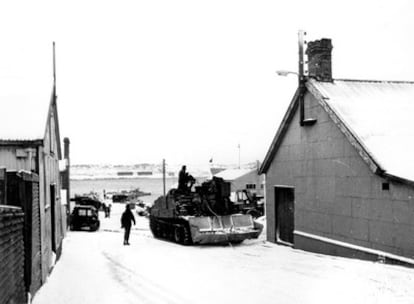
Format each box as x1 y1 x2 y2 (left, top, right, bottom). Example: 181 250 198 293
1 0 413 166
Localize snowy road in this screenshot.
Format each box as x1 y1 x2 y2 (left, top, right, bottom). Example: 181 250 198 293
32 203 414 304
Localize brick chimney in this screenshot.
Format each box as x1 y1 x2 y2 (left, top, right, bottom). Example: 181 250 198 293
306 38 333 82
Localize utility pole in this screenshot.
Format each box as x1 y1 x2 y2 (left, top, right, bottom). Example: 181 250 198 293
162 159 167 208
238 144 241 169
53 42 57 100
298 30 306 126
298 30 317 127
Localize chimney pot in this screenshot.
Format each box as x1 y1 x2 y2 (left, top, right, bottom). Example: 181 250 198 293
306 38 333 82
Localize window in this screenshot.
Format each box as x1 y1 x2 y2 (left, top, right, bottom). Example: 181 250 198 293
78 209 85 216
382 182 390 191
246 184 256 189
237 191 248 201
78 209 93 216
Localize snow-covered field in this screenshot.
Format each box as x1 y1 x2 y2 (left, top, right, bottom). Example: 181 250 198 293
32 203 414 304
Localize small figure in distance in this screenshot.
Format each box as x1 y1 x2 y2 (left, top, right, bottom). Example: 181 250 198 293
121 204 136 245
107 202 112 218
178 165 195 192
102 201 108 218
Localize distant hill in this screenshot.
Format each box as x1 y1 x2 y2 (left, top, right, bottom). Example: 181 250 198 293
70 162 260 180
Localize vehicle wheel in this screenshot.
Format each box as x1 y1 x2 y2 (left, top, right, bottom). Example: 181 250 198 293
167 225 175 241
174 226 184 244
247 209 260 218
91 222 99 231
161 223 168 239
154 221 162 238
182 224 193 245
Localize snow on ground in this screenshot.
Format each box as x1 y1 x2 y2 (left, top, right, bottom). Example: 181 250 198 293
32 203 414 304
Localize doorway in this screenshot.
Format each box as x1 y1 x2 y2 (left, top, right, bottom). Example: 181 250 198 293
274 186 295 245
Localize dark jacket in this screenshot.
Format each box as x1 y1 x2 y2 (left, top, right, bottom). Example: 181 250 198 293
121 208 136 228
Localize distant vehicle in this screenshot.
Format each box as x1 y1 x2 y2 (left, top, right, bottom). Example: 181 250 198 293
112 188 151 203
135 201 149 217
117 171 134 176
231 190 264 218
70 205 100 231
112 194 129 203
71 195 103 211
137 170 153 176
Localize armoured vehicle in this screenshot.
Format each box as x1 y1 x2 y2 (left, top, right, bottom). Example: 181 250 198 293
149 177 263 245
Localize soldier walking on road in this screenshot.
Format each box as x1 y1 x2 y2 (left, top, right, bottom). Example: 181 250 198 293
121 204 136 245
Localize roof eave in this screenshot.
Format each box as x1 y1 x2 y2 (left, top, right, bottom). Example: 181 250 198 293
219 169 257 181
0 139 43 146
53 95 63 160
44 86 63 160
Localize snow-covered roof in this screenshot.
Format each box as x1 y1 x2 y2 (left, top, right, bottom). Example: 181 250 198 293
309 79 414 182
260 77 414 183
0 77 53 141
215 168 255 181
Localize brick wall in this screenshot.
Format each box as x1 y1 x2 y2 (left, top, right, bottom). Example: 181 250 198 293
0 206 26 304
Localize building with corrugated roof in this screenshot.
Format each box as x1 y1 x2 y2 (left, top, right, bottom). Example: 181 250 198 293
259 37 414 266
214 168 264 197
0 45 66 292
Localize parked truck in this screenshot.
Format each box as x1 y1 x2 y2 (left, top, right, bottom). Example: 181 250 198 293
231 189 264 218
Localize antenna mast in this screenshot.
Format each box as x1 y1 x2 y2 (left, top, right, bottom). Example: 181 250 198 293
53 42 56 87
238 144 241 169
298 30 305 126
52 41 57 102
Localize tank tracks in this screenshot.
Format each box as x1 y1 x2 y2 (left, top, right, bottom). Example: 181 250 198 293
149 216 193 245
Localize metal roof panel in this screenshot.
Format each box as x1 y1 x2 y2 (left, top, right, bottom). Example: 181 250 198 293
311 79 414 182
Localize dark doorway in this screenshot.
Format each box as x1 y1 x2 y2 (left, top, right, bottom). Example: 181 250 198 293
6 171 42 294
274 186 295 245
50 184 56 252
0 168 6 204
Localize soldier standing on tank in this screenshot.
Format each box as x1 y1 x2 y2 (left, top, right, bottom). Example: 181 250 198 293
178 165 195 192
121 204 136 245
178 165 187 191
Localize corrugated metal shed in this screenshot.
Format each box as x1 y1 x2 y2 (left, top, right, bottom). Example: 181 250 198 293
309 79 414 182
